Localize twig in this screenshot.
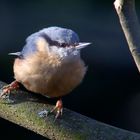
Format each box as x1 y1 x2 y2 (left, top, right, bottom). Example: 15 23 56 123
114 0 140 72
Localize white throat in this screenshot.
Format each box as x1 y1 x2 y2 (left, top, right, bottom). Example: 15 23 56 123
50 46 80 60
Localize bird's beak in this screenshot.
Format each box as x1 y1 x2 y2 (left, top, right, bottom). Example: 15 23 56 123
75 42 91 49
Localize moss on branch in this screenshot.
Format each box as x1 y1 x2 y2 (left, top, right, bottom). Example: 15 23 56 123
0 81 140 140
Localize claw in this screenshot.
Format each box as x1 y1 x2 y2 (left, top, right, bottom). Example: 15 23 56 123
0 87 10 98
0 81 19 98
54 108 63 121
37 99 63 121
51 99 63 120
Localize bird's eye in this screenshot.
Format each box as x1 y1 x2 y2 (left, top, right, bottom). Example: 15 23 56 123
74 43 79 47
60 43 67 47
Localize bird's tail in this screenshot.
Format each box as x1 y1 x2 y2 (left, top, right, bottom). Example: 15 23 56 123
8 52 21 56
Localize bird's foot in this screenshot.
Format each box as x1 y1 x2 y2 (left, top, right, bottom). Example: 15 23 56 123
0 81 19 98
38 99 63 121
50 99 63 121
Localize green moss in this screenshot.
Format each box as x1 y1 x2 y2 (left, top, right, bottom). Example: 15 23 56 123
1 81 140 140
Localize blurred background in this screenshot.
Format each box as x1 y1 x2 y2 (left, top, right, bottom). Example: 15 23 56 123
1 0 140 139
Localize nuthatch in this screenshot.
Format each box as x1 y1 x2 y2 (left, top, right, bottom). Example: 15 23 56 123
1 26 91 119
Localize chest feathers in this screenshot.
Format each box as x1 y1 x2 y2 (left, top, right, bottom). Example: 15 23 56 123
14 50 87 97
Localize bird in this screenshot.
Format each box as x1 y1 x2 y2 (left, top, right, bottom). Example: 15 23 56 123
1 26 91 119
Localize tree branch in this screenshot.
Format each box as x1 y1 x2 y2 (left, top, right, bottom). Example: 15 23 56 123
0 81 140 140
114 0 140 72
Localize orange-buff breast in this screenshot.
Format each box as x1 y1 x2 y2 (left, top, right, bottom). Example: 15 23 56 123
13 52 86 98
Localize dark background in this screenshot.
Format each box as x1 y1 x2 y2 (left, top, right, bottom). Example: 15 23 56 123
1 0 140 139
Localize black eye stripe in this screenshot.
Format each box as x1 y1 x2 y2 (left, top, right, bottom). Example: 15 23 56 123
40 33 79 48
59 43 67 47
40 33 54 45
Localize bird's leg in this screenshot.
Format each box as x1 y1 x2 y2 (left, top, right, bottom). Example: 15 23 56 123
0 80 19 98
38 99 63 121
50 99 63 120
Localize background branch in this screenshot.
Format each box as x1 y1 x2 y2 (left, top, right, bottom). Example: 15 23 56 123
114 0 140 72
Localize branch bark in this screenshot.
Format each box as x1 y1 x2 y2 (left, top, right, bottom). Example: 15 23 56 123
0 81 140 140
114 0 140 72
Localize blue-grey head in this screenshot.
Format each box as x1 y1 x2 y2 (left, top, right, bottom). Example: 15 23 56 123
9 26 91 58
